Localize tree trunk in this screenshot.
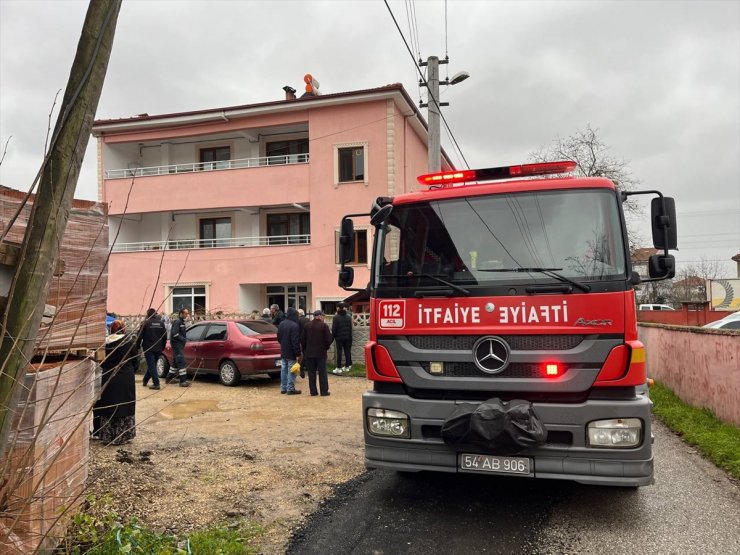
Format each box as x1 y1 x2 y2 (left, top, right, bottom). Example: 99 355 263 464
0 0 121 459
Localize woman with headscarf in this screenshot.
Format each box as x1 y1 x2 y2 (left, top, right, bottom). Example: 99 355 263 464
93 320 138 445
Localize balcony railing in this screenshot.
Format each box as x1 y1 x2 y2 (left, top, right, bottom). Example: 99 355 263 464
105 153 310 180
111 234 311 252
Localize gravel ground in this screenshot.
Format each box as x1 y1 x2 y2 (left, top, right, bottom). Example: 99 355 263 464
87 373 368 554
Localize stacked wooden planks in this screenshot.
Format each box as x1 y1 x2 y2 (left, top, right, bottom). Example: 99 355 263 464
1 359 96 553
0 185 109 354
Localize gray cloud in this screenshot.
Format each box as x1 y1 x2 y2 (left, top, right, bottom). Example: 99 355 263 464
1 0 737 273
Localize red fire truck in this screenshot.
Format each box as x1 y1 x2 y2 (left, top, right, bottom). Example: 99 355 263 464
337 161 677 487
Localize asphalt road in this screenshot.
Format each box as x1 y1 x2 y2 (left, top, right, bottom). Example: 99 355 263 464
287 420 739 554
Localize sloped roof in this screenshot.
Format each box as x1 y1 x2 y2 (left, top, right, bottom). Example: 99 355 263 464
631 248 661 264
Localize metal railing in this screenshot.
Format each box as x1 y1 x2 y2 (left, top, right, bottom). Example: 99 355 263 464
111 234 311 252
105 153 310 180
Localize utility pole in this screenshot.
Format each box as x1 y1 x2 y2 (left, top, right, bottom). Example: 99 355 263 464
420 56 469 173
420 56 446 173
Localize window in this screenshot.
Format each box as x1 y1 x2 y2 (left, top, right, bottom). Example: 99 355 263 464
203 323 227 341
338 147 364 182
185 324 207 342
266 139 309 165
200 146 230 170
266 213 310 244
172 286 206 315
336 229 368 265
200 218 231 248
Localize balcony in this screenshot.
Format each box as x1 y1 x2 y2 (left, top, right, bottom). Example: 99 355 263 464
104 153 310 180
111 234 310 253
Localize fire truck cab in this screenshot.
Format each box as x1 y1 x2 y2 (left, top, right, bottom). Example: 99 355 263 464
338 162 677 487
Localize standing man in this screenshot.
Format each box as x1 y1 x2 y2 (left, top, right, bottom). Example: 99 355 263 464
260 308 272 322
297 308 310 379
331 303 353 374
166 307 191 387
301 310 333 396
271 303 286 326
277 307 301 395
139 308 167 390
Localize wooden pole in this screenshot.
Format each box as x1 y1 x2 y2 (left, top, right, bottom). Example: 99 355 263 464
0 0 122 458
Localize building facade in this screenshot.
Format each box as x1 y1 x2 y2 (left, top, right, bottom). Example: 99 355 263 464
93 84 446 316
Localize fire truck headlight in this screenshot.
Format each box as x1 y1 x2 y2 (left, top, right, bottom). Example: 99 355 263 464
587 418 642 448
367 408 410 438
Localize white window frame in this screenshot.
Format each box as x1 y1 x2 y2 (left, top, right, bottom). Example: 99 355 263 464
164 281 210 315
333 141 368 187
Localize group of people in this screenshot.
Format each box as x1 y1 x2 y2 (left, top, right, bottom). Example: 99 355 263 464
92 303 355 445
275 303 354 396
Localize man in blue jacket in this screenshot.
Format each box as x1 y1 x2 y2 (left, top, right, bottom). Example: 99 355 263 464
277 307 302 395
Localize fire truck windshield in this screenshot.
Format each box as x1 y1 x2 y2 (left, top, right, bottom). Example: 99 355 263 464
374 188 627 291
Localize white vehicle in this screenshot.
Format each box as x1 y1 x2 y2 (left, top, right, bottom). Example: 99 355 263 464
638 304 675 311
702 312 740 330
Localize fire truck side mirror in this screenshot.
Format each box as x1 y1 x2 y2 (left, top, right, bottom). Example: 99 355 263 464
648 254 675 279
370 204 393 226
339 218 355 264
650 197 677 250
338 267 355 288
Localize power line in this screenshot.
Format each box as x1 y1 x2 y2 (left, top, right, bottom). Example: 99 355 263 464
383 0 470 169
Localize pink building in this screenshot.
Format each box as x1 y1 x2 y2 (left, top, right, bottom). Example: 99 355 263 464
93 84 449 316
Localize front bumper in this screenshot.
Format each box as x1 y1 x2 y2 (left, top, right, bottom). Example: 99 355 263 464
363 392 654 487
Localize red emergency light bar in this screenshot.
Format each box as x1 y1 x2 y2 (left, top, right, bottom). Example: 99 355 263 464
417 161 577 187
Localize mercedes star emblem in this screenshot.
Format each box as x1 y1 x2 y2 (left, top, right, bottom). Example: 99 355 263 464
472 336 511 374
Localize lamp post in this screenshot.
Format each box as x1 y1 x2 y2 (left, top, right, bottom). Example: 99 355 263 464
420 56 470 172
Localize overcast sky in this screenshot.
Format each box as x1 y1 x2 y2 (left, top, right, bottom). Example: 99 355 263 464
1 0 738 275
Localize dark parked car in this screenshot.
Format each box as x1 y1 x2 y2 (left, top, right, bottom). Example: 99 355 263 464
157 319 281 386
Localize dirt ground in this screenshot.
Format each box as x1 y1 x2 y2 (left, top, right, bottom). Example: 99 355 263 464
87 373 369 554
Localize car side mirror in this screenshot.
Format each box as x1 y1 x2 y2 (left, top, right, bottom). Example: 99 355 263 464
651 197 677 250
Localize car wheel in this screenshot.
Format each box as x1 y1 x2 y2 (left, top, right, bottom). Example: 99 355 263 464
268 371 281 380
156 355 170 378
219 360 241 387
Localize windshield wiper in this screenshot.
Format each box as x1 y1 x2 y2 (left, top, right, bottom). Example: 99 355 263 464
382 272 470 296
479 267 591 292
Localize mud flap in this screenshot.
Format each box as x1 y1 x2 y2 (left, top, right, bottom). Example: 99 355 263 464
440 398 546 453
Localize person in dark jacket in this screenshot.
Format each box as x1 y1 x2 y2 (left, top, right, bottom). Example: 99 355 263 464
93 320 138 445
271 304 286 326
260 308 272 322
166 307 191 387
331 303 353 374
297 309 310 378
138 308 167 390
301 310 333 396
277 307 301 395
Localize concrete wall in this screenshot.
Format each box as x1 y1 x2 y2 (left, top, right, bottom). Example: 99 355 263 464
637 302 733 326
638 323 740 426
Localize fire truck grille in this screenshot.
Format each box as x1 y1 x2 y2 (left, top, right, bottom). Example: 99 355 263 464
407 335 584 351
419 361 569 379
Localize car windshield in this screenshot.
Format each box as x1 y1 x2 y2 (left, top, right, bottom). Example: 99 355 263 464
375 188 626 289
236 321 276 336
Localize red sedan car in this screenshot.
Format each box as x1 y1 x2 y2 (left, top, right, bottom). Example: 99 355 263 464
158 319 281 386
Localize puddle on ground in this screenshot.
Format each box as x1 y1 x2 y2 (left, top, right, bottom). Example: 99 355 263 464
159 400 222 420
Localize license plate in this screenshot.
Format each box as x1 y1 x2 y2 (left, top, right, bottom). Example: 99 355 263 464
459 454 531 475
275 359 282 367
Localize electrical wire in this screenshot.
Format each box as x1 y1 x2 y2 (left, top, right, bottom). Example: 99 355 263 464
444 0 449 80
383 0 470 169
